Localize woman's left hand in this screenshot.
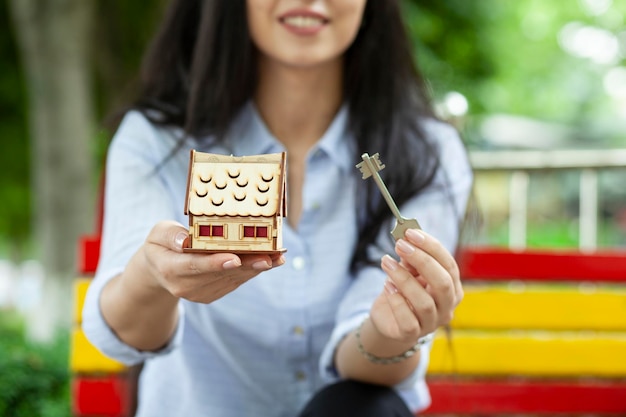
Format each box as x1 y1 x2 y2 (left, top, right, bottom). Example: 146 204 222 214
370 228 463 344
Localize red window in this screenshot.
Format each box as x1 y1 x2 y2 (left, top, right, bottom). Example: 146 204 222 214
243 226 269 238
199 225 224 237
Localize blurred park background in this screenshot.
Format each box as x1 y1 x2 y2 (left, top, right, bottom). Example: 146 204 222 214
1 0 625 415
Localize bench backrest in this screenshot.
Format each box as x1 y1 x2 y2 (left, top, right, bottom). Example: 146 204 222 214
424 247 626 415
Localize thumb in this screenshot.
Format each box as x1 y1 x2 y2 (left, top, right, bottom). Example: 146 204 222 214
149 221 189 253
173 230 189 252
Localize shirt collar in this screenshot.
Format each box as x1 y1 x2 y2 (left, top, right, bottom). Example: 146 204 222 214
226 102 280 156
314 104 355 174
226 101 355 174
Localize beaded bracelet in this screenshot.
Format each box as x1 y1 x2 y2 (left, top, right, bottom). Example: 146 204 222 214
355 319 434 365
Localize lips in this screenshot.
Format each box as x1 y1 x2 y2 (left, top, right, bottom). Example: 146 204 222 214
279 9 329 35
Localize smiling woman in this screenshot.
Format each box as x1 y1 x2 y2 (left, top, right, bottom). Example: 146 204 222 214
81 1 472 416
247 0 365 68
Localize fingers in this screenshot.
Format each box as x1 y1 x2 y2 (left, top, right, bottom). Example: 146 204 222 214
404 229 463 305
381 255 438 336
395 239 455 317
154 253 282 302
379 228 463 333
142 221 287 303
172 252 242 276
213 253 286 272
240 255 272 271
164 252 283 281
147 221 285 273
400 230 462 308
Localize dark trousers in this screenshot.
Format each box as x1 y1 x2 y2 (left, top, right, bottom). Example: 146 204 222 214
298 380 414 417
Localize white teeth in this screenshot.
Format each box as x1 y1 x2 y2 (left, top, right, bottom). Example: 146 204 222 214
283 16 324 28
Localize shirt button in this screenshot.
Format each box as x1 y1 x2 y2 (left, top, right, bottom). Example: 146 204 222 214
295 371 307 381
292 257 305 270
293 326 304 335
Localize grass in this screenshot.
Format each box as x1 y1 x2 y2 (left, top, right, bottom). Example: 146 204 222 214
0 311 71 417
473 219 626 249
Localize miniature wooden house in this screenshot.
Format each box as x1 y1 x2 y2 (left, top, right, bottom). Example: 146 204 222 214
184 150 287 254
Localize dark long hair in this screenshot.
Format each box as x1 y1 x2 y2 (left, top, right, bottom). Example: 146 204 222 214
135 0 441 270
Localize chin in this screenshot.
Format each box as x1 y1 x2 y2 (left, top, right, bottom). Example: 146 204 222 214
281 54 342 70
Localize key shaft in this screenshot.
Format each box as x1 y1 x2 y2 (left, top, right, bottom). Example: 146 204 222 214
357 153 422 240
358 153 404 223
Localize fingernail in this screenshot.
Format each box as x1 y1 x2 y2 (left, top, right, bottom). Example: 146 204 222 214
384 279 398 295
276 256 286 266
175 232 188 250
252 260 271 270
223 258 241 270
406 229 425 244
396 239 415 255
381 254 398 271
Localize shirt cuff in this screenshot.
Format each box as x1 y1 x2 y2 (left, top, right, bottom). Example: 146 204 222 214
82 267 185 366
318 313 368 382
395 336 433 412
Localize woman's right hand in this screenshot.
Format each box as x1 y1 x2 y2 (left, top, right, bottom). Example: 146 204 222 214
99 219 285 351
133 220 285 304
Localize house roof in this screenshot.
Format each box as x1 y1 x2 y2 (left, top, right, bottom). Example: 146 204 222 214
184 150 287 218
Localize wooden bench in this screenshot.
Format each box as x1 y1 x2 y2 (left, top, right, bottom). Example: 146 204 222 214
71 236 137 417
70 241 626 416
424 247 626 415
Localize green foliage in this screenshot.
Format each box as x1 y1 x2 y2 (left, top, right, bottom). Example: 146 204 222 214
0 0 167 258
404 0 498 112
2 0 625 251
92 0 168 126
476 218 626 249
0 1 30 258
0 312 70 417
406 0 626 147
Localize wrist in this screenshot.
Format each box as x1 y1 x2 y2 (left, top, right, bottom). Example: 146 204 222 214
121 246 178 303
356 317 432 365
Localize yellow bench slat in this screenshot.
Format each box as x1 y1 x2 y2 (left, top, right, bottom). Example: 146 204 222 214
428 329 626 377
70 327 127 374
73 278 91 324
452 284 626 330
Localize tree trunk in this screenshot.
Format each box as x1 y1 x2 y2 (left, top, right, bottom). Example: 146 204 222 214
9 0 95 341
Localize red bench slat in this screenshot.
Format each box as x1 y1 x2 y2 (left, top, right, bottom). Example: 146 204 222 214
72 375 130 417
424 378 626 415
458 247 626 282
77 236 101 275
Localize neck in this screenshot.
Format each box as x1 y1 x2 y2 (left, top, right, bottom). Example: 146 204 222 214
253 57 344 153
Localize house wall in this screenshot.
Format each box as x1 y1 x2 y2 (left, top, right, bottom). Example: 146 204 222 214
190 215 279 253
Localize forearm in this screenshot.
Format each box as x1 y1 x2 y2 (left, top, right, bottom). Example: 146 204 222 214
100 248 179 351
335 317 420 387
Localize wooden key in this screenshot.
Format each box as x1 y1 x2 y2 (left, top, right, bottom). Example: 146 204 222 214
356 152 422 240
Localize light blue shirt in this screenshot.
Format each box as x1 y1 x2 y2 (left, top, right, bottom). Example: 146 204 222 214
83 102 472 417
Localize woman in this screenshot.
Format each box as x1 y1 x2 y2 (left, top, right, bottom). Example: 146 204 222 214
83 1 473 416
